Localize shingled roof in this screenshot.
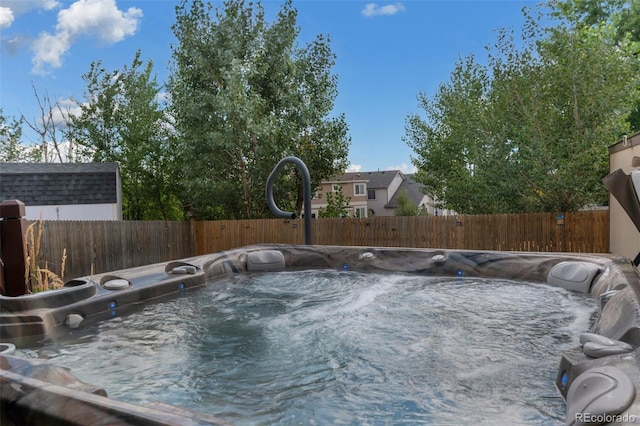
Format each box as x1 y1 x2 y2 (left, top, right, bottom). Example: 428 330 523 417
386 174 427 208
0 162 119 206
329 170 403 188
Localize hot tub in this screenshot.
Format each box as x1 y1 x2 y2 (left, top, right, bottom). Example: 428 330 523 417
1 245 639 425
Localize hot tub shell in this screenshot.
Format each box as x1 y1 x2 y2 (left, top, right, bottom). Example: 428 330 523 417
1 244 640 425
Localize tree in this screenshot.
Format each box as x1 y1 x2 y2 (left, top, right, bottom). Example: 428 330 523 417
69 51 182 220
551 0 640 43
318 185 351 218
23 84 78 163
0 90 80 163
405 9 639 214
168 0 350 220
405 54 521 214
394 190 418 216
512 19 638 211
550 0 640 131
0 110 33 162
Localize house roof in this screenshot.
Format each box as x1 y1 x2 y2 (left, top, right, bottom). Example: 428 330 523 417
386 174 427 208
329 170 403 188
362 170 402 189
325 172 369 184
0 162 119 206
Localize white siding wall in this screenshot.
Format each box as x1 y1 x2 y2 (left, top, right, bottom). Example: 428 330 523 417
25 204 120 221
387 174 404 201
367 189 389 216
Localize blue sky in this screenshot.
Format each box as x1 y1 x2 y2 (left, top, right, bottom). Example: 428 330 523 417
0 0 535 173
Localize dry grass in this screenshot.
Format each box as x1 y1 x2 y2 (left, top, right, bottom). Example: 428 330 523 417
23 216 66 293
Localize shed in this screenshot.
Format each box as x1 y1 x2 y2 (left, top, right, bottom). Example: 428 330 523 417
0 162 122 220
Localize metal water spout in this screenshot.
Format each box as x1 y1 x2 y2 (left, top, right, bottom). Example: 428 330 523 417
266 156 313 245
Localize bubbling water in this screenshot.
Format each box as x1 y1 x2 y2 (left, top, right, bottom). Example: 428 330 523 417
34 270 597 425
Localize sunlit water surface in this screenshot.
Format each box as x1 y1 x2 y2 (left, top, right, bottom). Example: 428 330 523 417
32 270 597 425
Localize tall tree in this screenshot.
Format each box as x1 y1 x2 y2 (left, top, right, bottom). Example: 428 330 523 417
1 89 80 163
551 0 640 43
168 0 350 219
23 85 78 163
509 19 638 211
69 51 182 220
406 55 522 214
406 9 639 214
550 0 640 131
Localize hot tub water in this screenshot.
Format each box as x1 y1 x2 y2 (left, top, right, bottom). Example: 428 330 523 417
30 270 597 425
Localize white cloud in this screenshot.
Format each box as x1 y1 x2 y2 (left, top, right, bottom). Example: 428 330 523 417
32 31 69 71
2 0 60 16
31 0 143 74
346 164 362 172
52 97 82 125
154 91 170 107
57 0 142 44
0 7 14 29
361 3 405 17
2 34 30 55
1 1 60 54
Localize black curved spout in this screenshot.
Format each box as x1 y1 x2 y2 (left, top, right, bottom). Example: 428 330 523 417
266 156 313 245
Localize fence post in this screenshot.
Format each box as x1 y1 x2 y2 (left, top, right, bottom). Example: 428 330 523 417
0 200 28 296
190 215 197 256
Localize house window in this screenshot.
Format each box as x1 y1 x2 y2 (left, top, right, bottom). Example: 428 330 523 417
332 184 341 193
368 189 376 200
354 183 365 196
354 207 366 218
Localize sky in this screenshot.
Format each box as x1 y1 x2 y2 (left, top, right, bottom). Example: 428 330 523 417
0 0 536 173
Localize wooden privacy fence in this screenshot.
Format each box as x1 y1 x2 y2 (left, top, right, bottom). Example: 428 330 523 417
196 211 609 255
34 220 193 281
29 211 608 281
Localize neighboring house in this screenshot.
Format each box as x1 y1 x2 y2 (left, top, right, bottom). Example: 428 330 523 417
0 162 122 220
312 172 369 218
607 131 640 262
310 170 453 218
362 170 404 217
387 174 456 216
386 174 431 215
